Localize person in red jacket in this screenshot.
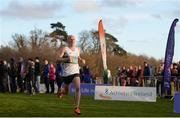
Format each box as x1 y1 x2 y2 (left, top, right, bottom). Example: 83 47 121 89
49 63 56 94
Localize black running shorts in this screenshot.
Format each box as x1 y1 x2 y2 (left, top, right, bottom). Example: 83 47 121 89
62 73 80 85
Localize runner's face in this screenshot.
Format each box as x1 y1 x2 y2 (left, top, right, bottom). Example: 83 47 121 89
68 36 76 47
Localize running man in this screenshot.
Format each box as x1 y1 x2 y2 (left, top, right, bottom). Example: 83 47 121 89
57 35 85 115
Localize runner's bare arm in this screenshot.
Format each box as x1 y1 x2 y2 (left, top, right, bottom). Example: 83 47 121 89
57 47 69 63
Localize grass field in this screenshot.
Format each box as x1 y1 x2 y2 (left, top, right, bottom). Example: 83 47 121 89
0 93 179 117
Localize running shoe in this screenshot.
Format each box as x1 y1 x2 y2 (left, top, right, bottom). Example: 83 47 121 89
58 92 64 99
74 107 81 115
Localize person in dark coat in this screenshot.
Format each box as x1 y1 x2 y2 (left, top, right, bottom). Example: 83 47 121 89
17 57 26 93
143 62 150 87
26 58 35 95
0 60 8 92
8 58 17 93
42 59 50 93
34 57 41 93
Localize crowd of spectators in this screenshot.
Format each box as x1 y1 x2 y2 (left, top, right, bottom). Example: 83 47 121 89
0 57 180 97
0 57 93 95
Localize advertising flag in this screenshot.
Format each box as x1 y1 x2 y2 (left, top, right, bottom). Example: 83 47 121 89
98 20 107 70
164 18 179 90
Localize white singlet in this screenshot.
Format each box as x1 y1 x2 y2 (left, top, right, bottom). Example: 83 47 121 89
62 47 80 77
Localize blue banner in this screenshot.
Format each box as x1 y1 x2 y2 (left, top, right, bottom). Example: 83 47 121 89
164 18 179 90
70 83 111 96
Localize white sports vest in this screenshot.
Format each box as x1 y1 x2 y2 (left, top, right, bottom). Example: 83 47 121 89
62 47 80 77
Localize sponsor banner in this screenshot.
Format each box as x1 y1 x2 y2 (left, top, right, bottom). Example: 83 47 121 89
70 83 111 96
70 83 95 96
39 83 110 96
95 86 156 102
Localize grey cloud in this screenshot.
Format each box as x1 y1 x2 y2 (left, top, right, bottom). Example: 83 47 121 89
0 0 63 19
73 0 101 12
150 8 180 21
102 0 145 7
100 17 129 35
150 14 163 20
173 9 180 17
104 17 128 29
90 17 128 37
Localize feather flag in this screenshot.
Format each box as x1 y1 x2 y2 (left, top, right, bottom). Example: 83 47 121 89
164 18 179 90
98 20 107 70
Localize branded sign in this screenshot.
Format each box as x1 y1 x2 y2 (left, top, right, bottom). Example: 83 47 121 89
70 83 111 96
70 83 95 96
95 86 156 102
39 83 111 96
174 92 180 113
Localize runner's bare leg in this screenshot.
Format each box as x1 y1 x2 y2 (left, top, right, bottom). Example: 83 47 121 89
73 77 81 107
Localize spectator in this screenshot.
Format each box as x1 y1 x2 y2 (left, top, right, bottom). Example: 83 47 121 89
79 67 84 83
0 60 4 92
56 61 63 95
149 65 155 87
143 62 150 87
156 64 164 97
83 65 92 83
17 57 26 93
177 61 180 91
120 66 127 86
171 63 178 96
42 59 50 93
8 58 17 93
116 66 121 86
26 58 35 95
34 57 41 93
137 65 143 86
127 66 133 86
132 66 138 86
0 60 8 92
49 63 56 94
107 69 112 84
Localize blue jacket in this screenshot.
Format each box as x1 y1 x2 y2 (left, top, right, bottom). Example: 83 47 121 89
56 63 63 76
43 64 50 78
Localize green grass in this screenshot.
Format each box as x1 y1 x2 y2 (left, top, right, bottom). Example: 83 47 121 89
0 93 179 117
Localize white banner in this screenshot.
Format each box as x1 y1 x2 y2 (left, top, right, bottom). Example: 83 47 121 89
95 86 156 102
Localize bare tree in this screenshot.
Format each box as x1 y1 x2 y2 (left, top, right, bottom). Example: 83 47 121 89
90 30 100 53
12 34 27 51
78 29 101 54
0 46 17 60
29 28 49 50
78 30 91 53
78 29 127 55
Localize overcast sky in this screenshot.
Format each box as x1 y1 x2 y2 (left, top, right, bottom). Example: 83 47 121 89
0 0 180 61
